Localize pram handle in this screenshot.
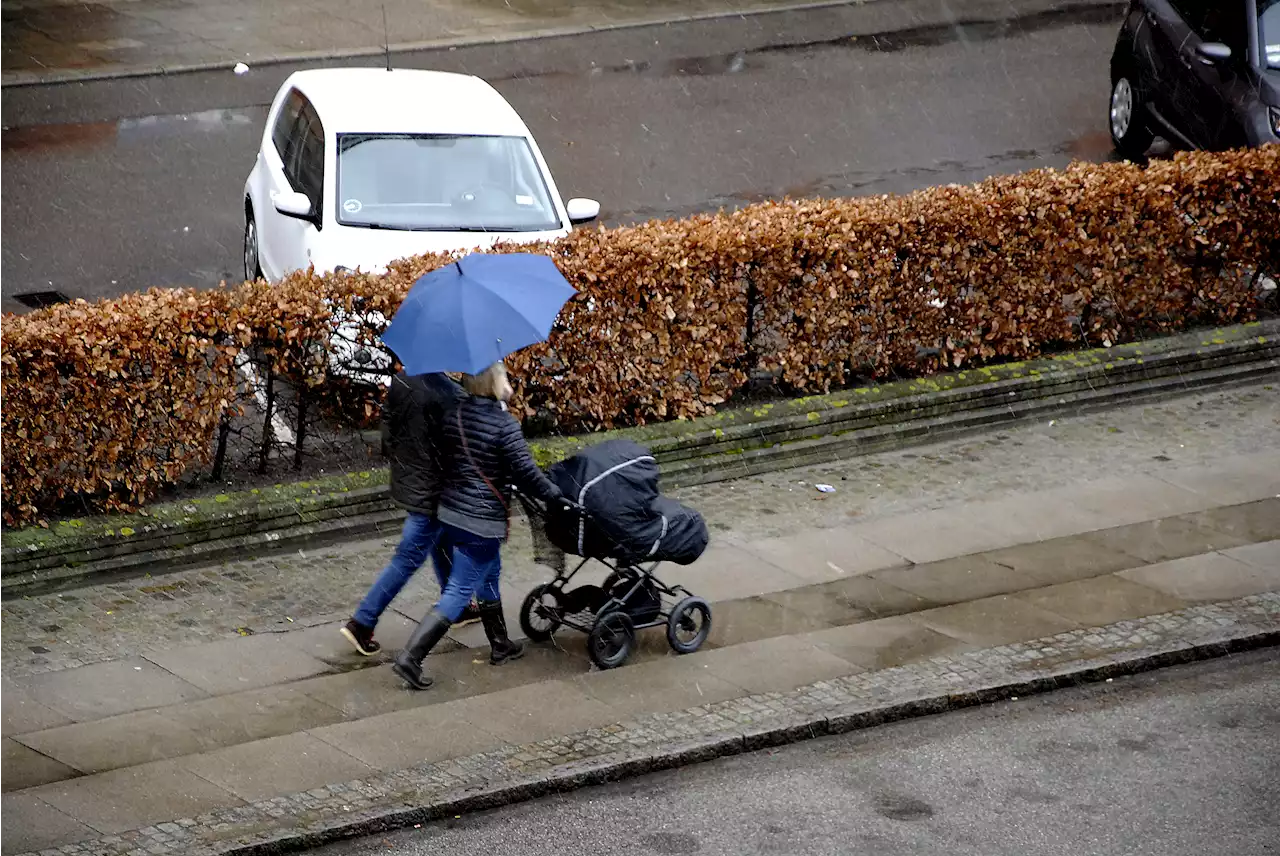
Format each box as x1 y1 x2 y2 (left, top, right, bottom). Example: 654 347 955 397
511 487 588 518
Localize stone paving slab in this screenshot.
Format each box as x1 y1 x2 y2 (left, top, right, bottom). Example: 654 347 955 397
1119 551 1280 603
690 634 860 694
21 759 243 837
1154 456 1280 506
741 528 907 582
980 534 1148 582
1180 499 1280 544
143 634 334 695
0 681 72 736
1015 576 1190 628
1221 540 1280 571
309 706 508 772
1079 516 1251 564
802 573 939 619
867 554 1039 604
155 687 350 754
910 595 1082 647
646 542 810 602
569 655 747 715
7 593 1274 856
21 658 207 722
1 792 94 855
1 739 79 793
434 680 625 745
697 596 835 647
177 733 375 803
16 709 207 776
798 616 977 671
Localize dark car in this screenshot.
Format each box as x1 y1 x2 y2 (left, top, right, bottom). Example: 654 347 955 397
1109 0 1280 158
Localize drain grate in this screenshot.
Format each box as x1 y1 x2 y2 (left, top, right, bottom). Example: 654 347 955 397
13 290 71 309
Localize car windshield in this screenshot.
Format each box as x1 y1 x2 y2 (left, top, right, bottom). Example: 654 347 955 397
336 133 562 232
1263 0 1280 69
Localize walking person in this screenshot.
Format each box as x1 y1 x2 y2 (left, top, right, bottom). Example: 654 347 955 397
341 371 478 657
392 362 563 689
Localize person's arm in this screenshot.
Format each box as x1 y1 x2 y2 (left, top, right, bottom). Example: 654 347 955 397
497 414 561 503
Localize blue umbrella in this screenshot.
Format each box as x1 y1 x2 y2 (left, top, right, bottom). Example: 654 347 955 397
381 253 577 376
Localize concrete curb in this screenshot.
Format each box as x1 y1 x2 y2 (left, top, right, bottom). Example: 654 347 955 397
0 0 893 88
217 621 1280 854
3 321 1276 598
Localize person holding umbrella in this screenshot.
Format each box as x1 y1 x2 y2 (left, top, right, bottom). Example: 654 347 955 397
380 252 576 690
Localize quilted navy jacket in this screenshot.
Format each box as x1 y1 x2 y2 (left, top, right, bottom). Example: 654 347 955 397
436 395 561 539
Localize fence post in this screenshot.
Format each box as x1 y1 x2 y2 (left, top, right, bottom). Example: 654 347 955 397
293 385 308 470
258 361 276 475
212 414 231 481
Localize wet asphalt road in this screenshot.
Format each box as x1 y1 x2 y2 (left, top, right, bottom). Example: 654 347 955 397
312 650 1280 856
0 0 1126 312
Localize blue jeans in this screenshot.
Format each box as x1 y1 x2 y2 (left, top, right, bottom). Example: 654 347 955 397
354 512 452 629
435 524 503 622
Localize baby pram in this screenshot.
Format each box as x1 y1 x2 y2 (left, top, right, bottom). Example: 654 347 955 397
515 440 713 669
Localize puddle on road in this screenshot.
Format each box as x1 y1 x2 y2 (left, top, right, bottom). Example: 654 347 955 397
2 107 262 154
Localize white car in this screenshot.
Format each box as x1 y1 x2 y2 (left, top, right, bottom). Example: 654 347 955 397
242 67 600 383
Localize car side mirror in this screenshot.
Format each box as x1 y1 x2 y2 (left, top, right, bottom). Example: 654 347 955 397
273 190 316 223
566 197 601 225
1195 42 1232 65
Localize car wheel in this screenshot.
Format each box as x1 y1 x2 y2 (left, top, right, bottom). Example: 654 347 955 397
244 207 263 282
1109 74 1153 160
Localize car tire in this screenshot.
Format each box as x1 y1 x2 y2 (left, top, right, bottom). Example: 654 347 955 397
1109 73 1153 161
244 206 264 282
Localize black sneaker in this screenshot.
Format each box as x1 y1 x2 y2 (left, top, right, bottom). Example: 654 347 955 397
340 619 381 656
455 601 483 628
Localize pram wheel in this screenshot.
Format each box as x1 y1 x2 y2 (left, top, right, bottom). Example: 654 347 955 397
588 610 635 670
667 597 712 655
519 584 564 643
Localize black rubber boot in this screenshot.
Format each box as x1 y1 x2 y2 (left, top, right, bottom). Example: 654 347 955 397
479 599 525 665
391 609 451 690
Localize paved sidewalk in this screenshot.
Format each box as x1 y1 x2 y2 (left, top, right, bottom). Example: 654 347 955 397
2 0 844 84
2 383 1278 855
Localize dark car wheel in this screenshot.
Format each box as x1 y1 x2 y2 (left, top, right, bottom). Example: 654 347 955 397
244 207 263 282
1109 74 1154 160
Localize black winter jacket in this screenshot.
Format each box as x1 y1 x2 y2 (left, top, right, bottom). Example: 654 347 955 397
383 372 467 515
436 395 561 539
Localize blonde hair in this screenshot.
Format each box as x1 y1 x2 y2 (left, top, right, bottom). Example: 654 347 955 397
463 362 513 402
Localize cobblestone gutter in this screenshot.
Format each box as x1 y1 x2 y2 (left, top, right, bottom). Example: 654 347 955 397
4 321 1277 597
15 593 1277 856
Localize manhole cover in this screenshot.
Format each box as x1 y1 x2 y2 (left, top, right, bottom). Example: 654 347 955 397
13 290 70 309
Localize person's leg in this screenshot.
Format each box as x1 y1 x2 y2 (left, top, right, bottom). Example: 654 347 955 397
435 535 499 621
475 546 524 665
343 512 436 655
392 527 490 690
430 529 481 627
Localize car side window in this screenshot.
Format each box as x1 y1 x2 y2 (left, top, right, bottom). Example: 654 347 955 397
1173 0 1248 57
271 89 305 161
1198 5 1249 58
1170 0 1211 28
294 104 326 218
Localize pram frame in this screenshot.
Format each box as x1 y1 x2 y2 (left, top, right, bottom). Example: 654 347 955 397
516 491 712 669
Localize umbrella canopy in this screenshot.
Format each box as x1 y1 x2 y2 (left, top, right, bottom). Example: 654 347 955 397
381 252 576 376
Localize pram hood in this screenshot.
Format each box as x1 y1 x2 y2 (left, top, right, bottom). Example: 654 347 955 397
544 440 708 565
